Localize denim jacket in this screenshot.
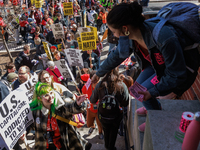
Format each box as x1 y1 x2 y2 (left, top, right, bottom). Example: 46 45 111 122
96 21 199 98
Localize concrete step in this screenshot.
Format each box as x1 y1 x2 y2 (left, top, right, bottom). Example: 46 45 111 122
132 99 200 150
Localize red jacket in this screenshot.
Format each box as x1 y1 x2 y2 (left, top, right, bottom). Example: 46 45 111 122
34 11 43 25
0 19 6 27
20 20 29 27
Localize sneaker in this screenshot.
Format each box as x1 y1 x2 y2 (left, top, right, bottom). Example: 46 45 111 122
138 122 146 132
99 133 104 139
135 106 147 116
88 127 95 135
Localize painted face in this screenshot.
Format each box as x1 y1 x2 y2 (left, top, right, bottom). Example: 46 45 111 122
18 67 29 83
41 90 55 108
40 73 52 84
107 24 125 38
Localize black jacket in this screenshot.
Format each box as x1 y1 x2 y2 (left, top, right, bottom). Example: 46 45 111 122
82 51 99 70
54 19 67 27
18 51 35 70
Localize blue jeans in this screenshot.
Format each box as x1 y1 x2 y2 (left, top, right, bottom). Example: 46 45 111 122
100 24 106 34
136 65 161 110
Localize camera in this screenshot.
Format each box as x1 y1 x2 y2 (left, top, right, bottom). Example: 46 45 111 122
45 131 54 144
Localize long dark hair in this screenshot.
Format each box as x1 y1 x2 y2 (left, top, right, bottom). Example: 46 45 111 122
107 1 145 29
100 68 123 94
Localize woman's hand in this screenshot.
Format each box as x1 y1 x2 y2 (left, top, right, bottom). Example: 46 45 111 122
138 91 152 101
91 74 100 84
74 93 88 106
157 92 177 99
20 131 26 141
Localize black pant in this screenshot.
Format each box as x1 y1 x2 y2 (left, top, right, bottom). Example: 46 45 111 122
99 113 123 150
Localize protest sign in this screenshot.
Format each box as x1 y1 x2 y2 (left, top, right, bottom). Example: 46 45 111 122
54 59 71 79
63 2 74 16
51 23 65 39
81 32 96 51
57 44 62 51
86 26 98 41
31 0 35 5
0 91 34 149
77 27 91 35
35 0 42 8
64 49 83 68
43 41 53 61
77 37 82 50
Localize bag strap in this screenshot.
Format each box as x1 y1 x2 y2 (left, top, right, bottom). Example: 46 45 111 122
51 70 59 78
52 113 78 127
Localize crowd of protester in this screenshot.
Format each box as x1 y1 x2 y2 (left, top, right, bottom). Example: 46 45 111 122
0 0 145 149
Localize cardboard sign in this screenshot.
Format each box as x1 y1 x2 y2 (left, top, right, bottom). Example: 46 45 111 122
51 23 65 39
64 48 83 68
54 59 71 79
35 0 42 8
57 44 62 52
43 42 53 61
81 32 96 51
63 2 74 16
86 26 98 41
0 77 37 149
77 37 82 50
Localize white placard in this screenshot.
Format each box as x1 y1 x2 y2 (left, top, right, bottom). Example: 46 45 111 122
64 48 83 68
54 59 71 79
51 23 65 39
85 78 91 90
0 90 34 149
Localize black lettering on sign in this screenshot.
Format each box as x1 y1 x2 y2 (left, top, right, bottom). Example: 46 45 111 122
0 103 9 118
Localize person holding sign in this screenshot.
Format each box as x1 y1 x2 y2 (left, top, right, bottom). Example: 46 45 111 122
82 50 99 70
54 13 66 27
27 82 92 150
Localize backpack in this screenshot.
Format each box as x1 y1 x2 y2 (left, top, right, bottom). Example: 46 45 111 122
14 55 23 71
147 2 200 44
98 87 121 120
34 33 41 45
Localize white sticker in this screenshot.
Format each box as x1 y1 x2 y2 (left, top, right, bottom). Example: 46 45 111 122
36 117 40 124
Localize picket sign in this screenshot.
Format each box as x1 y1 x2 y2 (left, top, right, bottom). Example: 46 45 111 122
35 0 42 8
63 2 74 16
51 23 65 39
43 41 53 61
80 32 96 51
54 59 81 95
0 73 38 149
64 48 83 68
86 26 98 41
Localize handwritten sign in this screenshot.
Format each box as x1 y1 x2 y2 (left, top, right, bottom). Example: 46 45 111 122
51 23 65 39
81 32 96 51
64 49 83 67
63 2 74 16
54 59 71 79
0 73 38 150
43 41 53 61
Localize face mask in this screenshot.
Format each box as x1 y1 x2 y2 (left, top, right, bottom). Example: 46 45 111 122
67 36 71 40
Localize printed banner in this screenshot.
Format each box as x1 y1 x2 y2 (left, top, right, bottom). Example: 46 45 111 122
81 32 96 51
54 59 71 79
43 41 53 61
51 23 65 39
63 2 74 16
0 80 37 149
64 48 83 68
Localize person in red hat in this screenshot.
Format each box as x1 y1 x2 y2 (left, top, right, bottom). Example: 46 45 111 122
81 71 104 139
50 46 57 55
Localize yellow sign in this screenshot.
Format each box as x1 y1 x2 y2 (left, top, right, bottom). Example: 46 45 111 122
35 0 43 8
57 44 62 51
31 0 35 5
63 2 74 16
77 37 82 50
81 32 96 51
43 42 53 61
86 26 98 41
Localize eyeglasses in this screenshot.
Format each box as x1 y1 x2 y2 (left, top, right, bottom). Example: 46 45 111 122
41 90 54 99
18 72 27 76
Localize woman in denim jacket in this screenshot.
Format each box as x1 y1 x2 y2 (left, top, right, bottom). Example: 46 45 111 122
91 2 199 132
